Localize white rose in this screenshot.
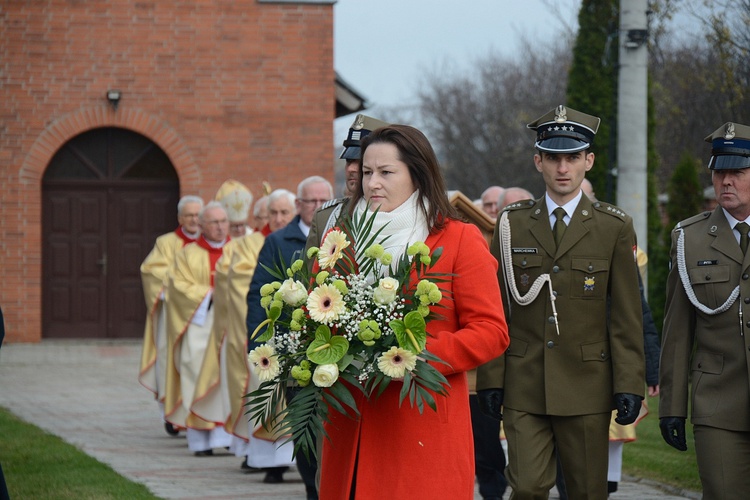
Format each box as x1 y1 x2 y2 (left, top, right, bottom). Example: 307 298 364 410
312 364 339 388
278 278 307 306
373 277 399 305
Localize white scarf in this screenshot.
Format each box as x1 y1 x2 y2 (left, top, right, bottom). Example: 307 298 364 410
354 190 430 277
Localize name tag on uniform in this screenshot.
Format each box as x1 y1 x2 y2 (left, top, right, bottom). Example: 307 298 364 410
513 248 537 254
697 260 718 266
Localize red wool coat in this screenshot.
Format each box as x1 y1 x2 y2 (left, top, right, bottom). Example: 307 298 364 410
318 219 509 499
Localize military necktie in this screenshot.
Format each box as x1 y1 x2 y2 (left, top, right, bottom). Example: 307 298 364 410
553 207 567 248
737 222 750 255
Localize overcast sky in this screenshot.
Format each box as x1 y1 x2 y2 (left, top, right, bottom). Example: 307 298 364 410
333 0 582 135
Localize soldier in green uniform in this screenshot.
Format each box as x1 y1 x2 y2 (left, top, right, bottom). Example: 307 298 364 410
308 114 389 246
338 114 390 197
476 105 645 499
660 122 750 499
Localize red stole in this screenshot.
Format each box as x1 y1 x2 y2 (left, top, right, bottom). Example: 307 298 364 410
175 226 198 246
196 236 230 287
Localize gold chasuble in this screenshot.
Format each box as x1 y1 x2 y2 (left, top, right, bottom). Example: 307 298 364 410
192 233 264 437
138 226 195 400
223 233 264 439
164 236 228 430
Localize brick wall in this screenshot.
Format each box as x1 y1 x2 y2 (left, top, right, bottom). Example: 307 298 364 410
0 0 335 342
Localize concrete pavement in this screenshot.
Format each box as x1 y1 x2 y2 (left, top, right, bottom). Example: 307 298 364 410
0 340 700 499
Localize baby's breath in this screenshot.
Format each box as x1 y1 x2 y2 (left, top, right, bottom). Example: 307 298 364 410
246 211 452 462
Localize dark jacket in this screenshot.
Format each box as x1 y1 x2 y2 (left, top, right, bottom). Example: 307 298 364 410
639 272 660 387
245 215 307 349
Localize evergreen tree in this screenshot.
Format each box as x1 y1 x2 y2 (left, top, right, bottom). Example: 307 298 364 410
646 84 668 333
566 0 618 202
666 153 704 227
565 1 671 335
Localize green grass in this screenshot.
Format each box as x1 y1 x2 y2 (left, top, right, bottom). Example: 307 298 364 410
0 407 160 499
622 394 702 492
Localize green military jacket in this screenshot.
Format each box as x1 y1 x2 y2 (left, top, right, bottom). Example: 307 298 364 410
660 207 750 431
476 194 645 415
305 198 350 259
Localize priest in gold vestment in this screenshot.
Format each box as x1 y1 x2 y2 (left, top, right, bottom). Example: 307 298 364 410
164 201 233 455
138 195 203 436
191 181 265 466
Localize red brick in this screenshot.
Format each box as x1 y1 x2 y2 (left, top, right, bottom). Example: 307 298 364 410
1 1 335 343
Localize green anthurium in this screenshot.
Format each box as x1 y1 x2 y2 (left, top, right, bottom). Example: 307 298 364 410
390 310 427 354
306 325 349 365
254 321 275 343
268 303 282 322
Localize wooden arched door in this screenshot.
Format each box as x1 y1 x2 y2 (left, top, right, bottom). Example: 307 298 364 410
43 128 180 338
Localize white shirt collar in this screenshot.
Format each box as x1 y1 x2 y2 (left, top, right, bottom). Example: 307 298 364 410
545 189 583 225
298 219 311 237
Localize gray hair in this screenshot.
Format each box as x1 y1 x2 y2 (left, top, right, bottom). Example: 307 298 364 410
198 200 226 222
297 176 333 199
177 195 204 215
268 189 296 207
253 195 269 217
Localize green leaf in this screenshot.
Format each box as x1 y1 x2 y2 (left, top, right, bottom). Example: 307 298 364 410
390 310 427 354
398 370 413 408
254 321 274 343
430 246 443 266
306 325 349 364
338 353 354 371
268 303 282 321
327 382 360 415
321 390 347 415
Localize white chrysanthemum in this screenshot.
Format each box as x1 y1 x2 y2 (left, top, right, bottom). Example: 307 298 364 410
318 230 350 269
278 278 308 306
247 345 281 382
377 346 417 379
307 283 346 323
373 277 400 305
312 363 340 387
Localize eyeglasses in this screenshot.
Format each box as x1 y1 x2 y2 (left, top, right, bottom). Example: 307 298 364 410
204 219 228 226
298 199 330 206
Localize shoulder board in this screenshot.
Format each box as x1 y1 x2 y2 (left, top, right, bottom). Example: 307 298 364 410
675 211 711 230
320 197 348 211
502 199 536 212
591 201 629 220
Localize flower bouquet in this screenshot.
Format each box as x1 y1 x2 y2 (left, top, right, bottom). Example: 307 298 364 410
245 207 452 460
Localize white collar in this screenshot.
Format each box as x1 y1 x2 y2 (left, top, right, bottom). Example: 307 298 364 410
545 189 583 219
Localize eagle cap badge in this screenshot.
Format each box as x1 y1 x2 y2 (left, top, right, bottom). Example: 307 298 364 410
724 122 736 140
554 105 567 123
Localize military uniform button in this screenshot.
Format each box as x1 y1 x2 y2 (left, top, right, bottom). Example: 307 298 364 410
697 362 702 369
600 352 606 359
553 290 558 297
552 266 560 273
746 321 750 328
744 274 750 280
705 275 711 280
521 259 527 266
745 297 750 304
588 265 594 271
548 316 555 324
547 341 554 348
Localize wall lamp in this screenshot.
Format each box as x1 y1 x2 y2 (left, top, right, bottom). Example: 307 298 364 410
106 90 122 111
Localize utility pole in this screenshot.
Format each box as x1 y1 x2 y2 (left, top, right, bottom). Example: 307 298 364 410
617 0 649 282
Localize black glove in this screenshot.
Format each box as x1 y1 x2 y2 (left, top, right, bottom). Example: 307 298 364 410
659 417 688 451
477 388 504 421
613 392 643 425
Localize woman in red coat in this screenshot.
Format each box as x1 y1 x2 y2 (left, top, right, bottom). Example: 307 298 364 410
315 125 510 499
